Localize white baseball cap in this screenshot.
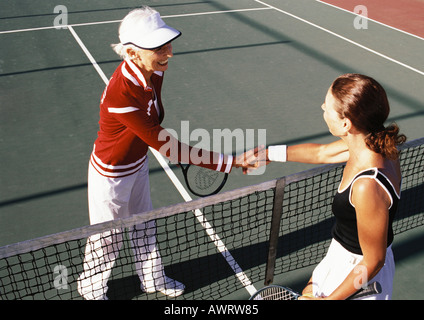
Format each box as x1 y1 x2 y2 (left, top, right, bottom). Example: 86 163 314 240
119 9 181 50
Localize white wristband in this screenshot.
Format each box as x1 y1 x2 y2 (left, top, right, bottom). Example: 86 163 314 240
268 145 287 162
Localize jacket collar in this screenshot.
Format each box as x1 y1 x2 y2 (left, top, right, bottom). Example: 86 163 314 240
124 58 152 92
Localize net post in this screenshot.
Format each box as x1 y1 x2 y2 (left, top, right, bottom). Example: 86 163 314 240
264 177 286 286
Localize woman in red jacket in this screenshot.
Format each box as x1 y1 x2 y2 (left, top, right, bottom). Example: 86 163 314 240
78 6 250 300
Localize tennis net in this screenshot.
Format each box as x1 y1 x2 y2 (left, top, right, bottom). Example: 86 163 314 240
0 137 423 300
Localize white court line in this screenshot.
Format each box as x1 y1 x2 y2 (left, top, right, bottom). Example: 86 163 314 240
67 26 109 84
67 25 257 296
255 0 424 76
0 25 56 34
316 0 424 41
0 7 271 34
151 148 257 295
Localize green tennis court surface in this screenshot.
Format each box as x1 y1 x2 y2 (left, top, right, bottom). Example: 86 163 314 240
1 0 423 300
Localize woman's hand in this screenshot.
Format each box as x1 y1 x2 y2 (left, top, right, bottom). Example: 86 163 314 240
234 145 268 174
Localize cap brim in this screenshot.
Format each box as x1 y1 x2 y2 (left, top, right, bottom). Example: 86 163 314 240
128 26 181 50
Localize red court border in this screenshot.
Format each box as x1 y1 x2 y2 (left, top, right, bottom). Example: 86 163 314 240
320 0 424 38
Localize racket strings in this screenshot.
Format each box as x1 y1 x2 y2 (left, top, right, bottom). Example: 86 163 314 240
253 286 299 300
193 168 219 190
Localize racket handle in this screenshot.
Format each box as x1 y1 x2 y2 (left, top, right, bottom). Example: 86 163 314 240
348 281 382 299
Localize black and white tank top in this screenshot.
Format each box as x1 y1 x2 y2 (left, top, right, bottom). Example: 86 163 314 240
331 168 400 255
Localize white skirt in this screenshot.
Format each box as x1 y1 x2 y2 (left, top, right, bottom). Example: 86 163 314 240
312 239 395 300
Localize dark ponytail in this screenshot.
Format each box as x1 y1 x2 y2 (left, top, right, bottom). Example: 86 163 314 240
366 123 406 160
331 73 406 159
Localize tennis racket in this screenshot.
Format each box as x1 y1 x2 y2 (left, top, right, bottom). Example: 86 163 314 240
249 281 382 300
249 285 300 300
178 163 228 197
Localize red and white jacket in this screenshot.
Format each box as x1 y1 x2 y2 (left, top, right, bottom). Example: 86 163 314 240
90 59 233 178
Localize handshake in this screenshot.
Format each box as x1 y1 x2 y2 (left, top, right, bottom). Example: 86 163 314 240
233 145 287 175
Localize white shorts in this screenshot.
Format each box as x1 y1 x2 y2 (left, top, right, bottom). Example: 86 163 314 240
312 239 395 300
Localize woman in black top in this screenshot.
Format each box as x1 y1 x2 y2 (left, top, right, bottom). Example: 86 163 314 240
249 73 406 299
